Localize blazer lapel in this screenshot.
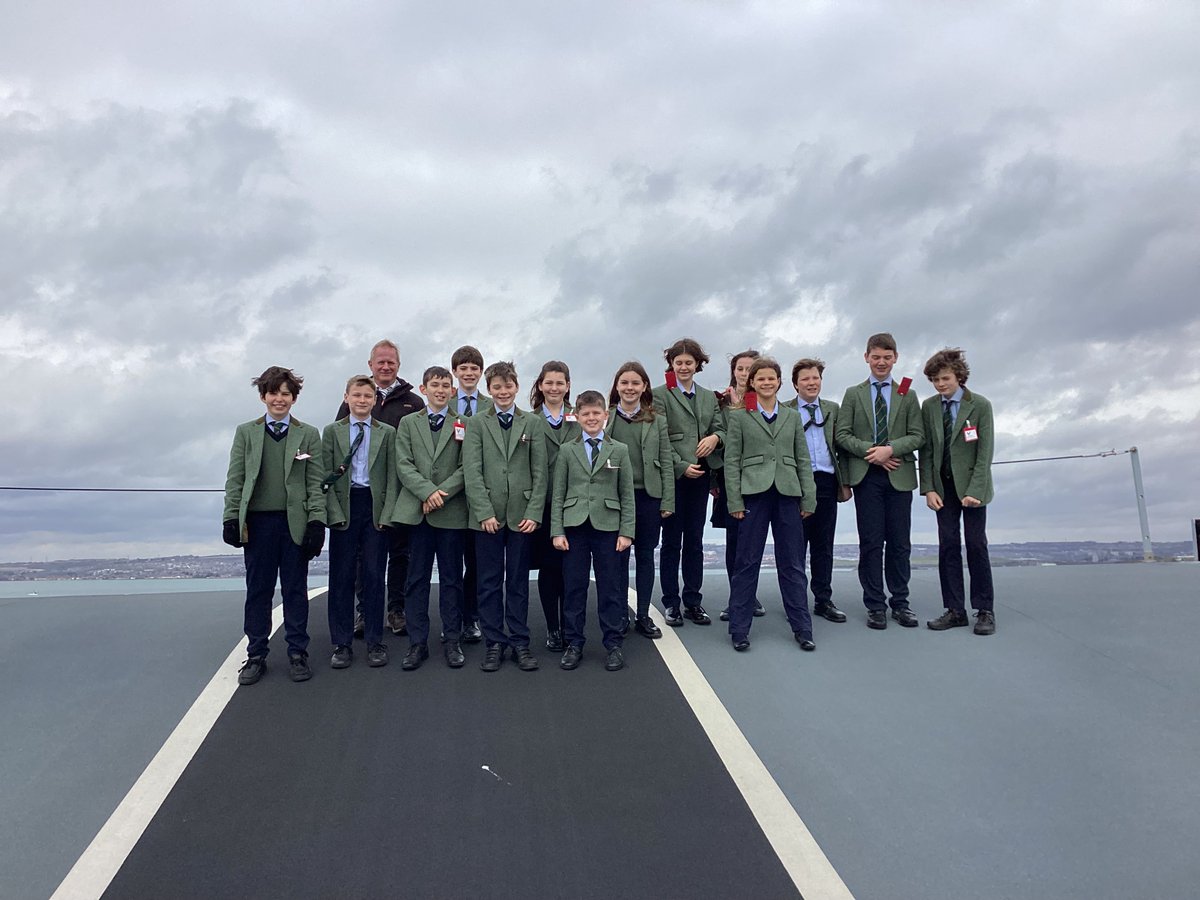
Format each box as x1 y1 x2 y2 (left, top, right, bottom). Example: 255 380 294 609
670 388 697 421
418 415 436 457
248 418 266 483
953 392 976 447
367 419 383 470
432 416 453 459
485 412 506 456
750 407 774 438
590 439 615 478
819 399 836 447
504 411 528 460
283 417 304 478
858 380 875 425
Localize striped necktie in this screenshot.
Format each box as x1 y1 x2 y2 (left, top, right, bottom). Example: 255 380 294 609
873 383 889 444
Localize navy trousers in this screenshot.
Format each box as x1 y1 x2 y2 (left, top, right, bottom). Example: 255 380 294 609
936 473 994 612
535 502 565 632
563 522 626 651
621 489 663 619
853 466 913 612
404 521 465 645
460 530 479 622
802 471 839 606
353 522 409 616
329 487 388 646
727 488 812 640
475 527 532 648
242 511 310 659
660 474 710 609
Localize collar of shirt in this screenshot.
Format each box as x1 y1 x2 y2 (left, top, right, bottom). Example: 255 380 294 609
759 403 779 418
542 406 564 424
870 378 892 391
944 387 964 405
677 383 695 397
457 390 478 404
349 416 371 428
584 430 605 443
265 414 291 428
427 405 448 417
495 404 515 417
376 382 396 398
617 404 641 419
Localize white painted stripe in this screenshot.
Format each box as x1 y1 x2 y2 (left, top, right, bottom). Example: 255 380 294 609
51 588 327 900
641 596 855 900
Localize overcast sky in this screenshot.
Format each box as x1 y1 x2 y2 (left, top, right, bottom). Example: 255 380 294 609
2 1 1198 562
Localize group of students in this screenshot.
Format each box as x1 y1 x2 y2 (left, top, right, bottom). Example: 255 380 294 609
222 332 996 685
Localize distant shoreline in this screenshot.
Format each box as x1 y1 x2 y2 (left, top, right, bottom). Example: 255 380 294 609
0 541 1193 581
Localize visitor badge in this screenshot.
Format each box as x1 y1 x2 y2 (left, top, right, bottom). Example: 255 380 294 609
294 452 312 461
665 370 678 389
963 421 978 443
895 376 912 395
565 413 577 423
454 420 466 442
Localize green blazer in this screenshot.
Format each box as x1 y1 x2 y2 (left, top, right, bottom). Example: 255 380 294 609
723 405 817 515
390 410 468 529
783 396 850 486
834 379 924 492
651 383 725 478
918 389 995 505
532 404 582 493
550 435 636 537
321 418 396 529
223 417 325 545
463 407 548 530
605 408 676 513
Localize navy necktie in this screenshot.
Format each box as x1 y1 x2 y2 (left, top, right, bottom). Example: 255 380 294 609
587 437 600 469
498 412 513 430
268 421 287 441
430 413 445 432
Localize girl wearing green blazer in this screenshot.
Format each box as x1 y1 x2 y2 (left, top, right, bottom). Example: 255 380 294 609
607 361 676 638
529 360 582 651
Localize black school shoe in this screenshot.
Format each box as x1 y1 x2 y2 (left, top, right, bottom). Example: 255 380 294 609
927 609 969 630
401 643 429 670
288 654 312 682
331 645 353 668
480 644 505 672
867 610 887 630
238 656 266 685
444 641 465 668
891 607 919 628
512 647 539 671
462 620 483 643
794 634 816 652
974 610 996 635
814 602 847 623
684 606 712 625
367 643 389 667
605 647 625 671
634 617 662 639
663 606 684 627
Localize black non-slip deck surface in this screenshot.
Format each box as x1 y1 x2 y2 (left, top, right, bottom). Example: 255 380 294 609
103 589 801 900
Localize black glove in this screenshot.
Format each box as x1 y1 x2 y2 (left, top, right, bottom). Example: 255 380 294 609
222 520 243 548
301 521 326 560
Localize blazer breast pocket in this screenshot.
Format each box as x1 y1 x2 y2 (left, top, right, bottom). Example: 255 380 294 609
604 498 622 510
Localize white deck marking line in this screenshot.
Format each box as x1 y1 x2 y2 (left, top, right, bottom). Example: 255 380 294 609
640 594 855 900
50 588 327 900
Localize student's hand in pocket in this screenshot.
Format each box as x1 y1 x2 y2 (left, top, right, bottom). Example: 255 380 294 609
616 536 632 552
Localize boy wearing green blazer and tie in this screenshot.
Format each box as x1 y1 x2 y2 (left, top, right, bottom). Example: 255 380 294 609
724 359 818 651
835 332 925 630
783 358 852 623
391 366 470 669
652 337 724 627
452 344 491 644
551 391 636 671
463 361 548 672
919 348 997 635
223 366 326 685
322 375 398 669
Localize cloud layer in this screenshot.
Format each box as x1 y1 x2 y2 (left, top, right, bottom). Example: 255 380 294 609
2 1 1198 560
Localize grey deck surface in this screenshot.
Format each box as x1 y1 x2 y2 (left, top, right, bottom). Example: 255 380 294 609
672 564 1200 900
2 564 1198 899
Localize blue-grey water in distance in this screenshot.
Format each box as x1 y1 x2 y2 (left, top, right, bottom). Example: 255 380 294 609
0 577 330 599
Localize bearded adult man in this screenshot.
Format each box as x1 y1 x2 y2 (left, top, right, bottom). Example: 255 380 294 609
335 339 424 636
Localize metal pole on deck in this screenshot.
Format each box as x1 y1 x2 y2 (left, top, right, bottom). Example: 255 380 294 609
1129 446 1154 561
